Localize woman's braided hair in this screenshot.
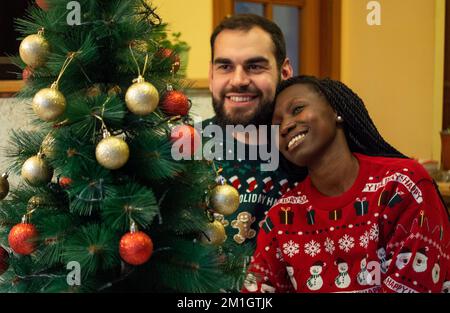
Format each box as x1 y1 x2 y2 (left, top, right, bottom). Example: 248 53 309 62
275 75 406 158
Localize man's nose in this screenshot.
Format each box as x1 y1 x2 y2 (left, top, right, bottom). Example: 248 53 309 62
230 66 250 87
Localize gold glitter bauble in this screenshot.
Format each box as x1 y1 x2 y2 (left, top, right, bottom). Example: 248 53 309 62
32 87 66 122
0 173 9 200
208 183 240 216
19 33 50 68
95 136 130 170
125 76 159 116
21 155 53 186
200 220 226 246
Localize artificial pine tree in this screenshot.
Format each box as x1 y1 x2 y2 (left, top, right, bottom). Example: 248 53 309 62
0 0 246 292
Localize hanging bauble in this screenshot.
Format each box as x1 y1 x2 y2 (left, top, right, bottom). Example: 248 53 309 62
95 134 130 170
208 182 240 216
200 220 226 246
0 246 9 275
19 30 50 68
170 124 201 158
8 222 39 255
119 226 153 266
22 67 33 82
59 176 72 189
0 173 9 200
21 154 53 187
161 90 190 116
156 48 180 73
125 75 159 116
36 0 49 10
32 83 66 122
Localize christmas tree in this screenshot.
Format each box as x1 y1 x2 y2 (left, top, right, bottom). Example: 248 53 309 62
0 0 245 292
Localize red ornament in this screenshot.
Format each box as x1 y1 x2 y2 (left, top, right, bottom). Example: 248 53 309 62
119 231 153 265
0 246 9 275
36 0 49 10
8 223 38 255
170 124 201 158
156 48 180 73
161 90 190 116
59 176 72 189
22 67 33 82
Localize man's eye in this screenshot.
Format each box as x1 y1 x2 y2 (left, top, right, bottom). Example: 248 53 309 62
217 64 231 71
247 64 263 71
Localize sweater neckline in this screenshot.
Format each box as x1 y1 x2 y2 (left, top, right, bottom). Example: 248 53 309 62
303 153 369 211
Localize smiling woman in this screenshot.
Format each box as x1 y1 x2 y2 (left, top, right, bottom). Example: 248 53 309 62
242 75 450 294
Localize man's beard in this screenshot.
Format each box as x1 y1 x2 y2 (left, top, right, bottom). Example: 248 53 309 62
212 89 274 128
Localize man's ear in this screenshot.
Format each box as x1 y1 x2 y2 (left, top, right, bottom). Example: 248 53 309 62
280 58 293 81
208 63 213 92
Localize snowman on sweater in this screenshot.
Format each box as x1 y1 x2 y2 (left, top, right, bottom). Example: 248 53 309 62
306 261 325 291
357 257 372 286
334 258 351 289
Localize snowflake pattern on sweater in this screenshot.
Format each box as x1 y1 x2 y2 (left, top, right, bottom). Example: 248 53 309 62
242 154 450 293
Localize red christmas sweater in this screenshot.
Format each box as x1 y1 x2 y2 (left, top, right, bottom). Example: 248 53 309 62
242 153 450 293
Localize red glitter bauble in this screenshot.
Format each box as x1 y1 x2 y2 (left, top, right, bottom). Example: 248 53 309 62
161 90 190 116
119 231 153 265
8 223 38 255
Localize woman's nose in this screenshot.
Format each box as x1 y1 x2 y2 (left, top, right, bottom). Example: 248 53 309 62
280 120 297 137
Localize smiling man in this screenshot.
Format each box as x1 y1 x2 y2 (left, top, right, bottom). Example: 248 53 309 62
202 14 298 290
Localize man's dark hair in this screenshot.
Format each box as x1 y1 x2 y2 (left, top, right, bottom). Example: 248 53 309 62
210 14 287 70
276 75 405 158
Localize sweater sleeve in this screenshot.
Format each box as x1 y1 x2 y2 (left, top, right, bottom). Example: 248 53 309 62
380 178 450 293
241 211 295 293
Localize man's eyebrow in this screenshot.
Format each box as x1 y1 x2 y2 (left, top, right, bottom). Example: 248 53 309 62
244 57 270 64
213 58 232 64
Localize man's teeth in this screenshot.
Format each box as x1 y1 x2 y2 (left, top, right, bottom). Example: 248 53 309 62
288 133 307 149
229 96 253 102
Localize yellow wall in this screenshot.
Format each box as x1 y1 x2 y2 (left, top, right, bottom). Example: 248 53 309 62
152 0 212 80
341 0 445 161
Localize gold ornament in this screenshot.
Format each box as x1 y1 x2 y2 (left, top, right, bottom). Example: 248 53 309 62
208 183 240 216
0 173 9 200
19 30 50 68
32 83 66 122
200 220 226 246
95 135 130 170
125 75 159 116
21 154 53 186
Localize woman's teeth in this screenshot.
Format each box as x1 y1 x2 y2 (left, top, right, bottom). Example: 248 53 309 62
287 133 307 150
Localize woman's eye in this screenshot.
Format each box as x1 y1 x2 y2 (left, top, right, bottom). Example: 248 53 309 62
292 106 303 115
